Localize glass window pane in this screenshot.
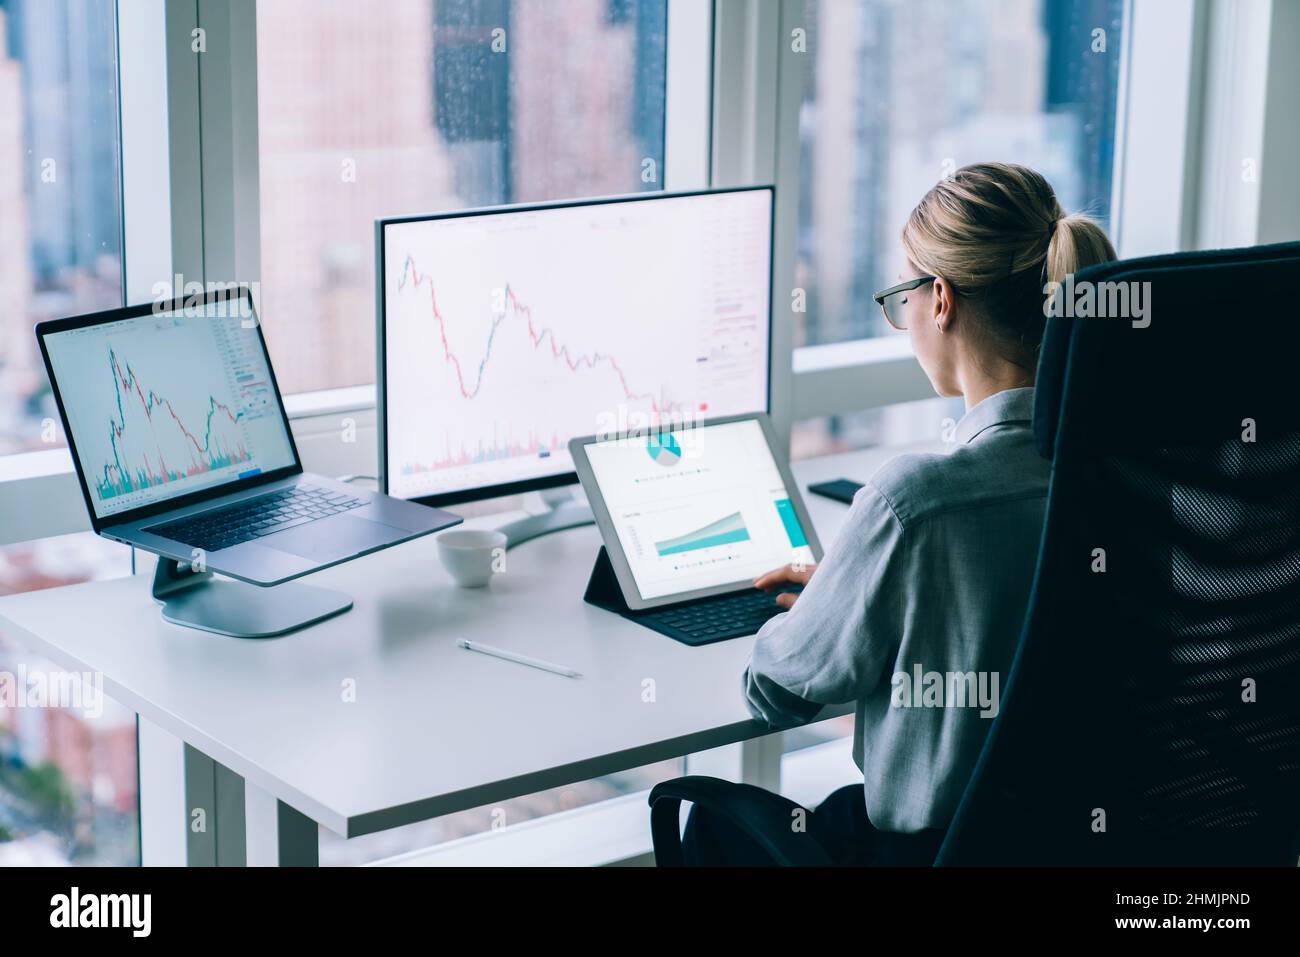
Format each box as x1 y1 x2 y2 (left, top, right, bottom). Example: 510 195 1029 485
255 0 668 396
797 0 1124 346
792 396 963 461
0 0 123 454
0 533 138 866
0 0 133 865
319 759 683 865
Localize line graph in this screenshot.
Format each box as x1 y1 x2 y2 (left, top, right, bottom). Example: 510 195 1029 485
44 306 299 520
97 348 250 500
398 255 686 419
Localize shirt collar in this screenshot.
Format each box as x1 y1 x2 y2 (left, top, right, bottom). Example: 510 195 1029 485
954 387 1036 444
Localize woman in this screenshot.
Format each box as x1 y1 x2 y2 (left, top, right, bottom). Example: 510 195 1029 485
683 162 1118 865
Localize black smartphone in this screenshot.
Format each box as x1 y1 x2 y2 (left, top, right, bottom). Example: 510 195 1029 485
807 479 863 505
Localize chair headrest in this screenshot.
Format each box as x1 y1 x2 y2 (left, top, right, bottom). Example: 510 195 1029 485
1033 241 1300 460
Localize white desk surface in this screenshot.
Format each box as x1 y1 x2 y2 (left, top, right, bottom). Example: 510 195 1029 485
0 443 935 837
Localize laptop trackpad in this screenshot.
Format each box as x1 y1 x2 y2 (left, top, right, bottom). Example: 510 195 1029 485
266 516 405 562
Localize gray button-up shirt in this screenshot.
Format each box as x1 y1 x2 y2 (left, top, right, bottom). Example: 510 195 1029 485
744 387 1049 833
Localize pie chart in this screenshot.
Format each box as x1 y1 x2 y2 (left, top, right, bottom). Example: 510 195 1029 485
646 432 682 467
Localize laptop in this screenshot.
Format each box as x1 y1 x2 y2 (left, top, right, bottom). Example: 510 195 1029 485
569 414 823 646
36 288 461 587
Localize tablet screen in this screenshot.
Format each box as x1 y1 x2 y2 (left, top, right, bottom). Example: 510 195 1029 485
582 419 816 601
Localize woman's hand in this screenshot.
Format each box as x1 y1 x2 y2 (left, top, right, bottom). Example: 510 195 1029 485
753 563 818 610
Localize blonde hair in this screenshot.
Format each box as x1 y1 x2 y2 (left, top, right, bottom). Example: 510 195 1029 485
901 162 1117 367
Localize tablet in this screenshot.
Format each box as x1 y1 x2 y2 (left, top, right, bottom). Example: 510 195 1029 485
569 414 823 611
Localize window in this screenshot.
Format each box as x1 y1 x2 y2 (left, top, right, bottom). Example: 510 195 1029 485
792 396 962 460
255 0 669 397
0 533 138 865
795 0 1125 348
0 0 123 455
0 0 136 868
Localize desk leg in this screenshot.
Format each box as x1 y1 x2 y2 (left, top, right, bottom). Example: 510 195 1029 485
245 781 319 867
740 735 784 792
685 732 784 792
183 744 319 866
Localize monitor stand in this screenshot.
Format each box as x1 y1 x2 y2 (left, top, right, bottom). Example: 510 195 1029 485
151 558 353 639
496 486 594 550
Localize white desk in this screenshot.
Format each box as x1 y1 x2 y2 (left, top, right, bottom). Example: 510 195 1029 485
0 444 936 865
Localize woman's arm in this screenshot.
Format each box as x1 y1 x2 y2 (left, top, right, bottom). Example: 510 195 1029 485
743 483 907 728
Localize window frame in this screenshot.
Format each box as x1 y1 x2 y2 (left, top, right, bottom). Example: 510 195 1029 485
9 0 1297 521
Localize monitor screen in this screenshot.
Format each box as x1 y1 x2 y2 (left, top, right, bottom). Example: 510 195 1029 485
379 188 772 504
42 301 298 521
582 418 816 601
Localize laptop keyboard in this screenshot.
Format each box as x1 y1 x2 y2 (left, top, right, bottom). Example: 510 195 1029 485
640 587 800 646
146 485 365 552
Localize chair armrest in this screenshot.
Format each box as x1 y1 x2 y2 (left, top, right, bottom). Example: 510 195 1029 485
647 775 834 866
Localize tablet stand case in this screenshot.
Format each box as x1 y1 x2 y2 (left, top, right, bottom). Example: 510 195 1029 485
583 546 788 647
585 546 720 645
583 546 633 616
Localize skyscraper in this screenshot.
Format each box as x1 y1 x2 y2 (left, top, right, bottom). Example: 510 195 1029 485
0 6 37 450
0 0 121 454
1044 0 1124 226
255 0 668 393
3 0 119 289
508 0 658 201
256 0 459 390
798 0 1118 349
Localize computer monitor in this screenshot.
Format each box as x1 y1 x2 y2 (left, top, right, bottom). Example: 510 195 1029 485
376 187 773 509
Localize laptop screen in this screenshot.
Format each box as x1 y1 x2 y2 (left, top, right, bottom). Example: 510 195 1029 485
42 299 298 521
582 418 817 601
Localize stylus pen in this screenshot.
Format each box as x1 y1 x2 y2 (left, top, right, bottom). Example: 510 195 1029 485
457 639 583 678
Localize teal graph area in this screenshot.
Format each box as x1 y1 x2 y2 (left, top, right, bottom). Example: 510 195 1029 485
774 498 808 548
655 511 750 557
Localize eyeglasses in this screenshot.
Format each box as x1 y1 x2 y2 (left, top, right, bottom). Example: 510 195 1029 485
873 275 936 331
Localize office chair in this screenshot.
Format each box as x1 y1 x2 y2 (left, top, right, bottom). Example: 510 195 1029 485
650 241 1300 866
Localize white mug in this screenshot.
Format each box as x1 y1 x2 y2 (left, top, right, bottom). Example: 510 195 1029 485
437 529 507 588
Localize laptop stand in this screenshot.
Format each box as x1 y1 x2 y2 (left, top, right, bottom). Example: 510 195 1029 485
151 558 353 639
